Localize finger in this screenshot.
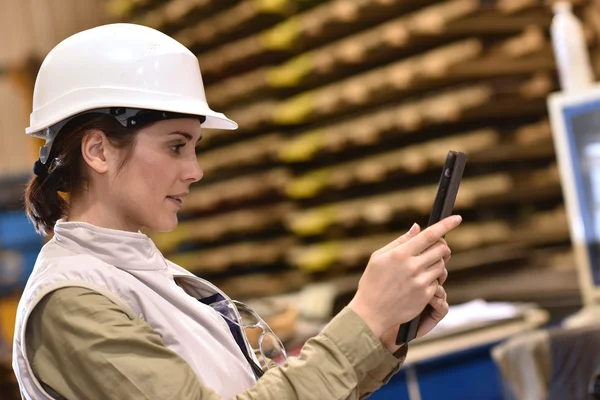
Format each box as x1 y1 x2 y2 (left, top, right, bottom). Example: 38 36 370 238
438 267 449 286
376 223 420 255
425 279 440 300
405 215 462 256
423 259 445 286
443 253 451 265
440 239 451 264
429 297 449 321
434 284 445 299
434 285 447 302
429 286 449 314
419 241 451 270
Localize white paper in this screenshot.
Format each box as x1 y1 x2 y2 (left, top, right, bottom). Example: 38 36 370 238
429 299 523 334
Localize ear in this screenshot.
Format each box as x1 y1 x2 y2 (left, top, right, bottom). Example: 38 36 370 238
81 129 110 174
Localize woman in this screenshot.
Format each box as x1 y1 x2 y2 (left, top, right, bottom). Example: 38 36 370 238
12 23 461 399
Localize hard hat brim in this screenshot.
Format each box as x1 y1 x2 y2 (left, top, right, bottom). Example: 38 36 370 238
26 86 238 136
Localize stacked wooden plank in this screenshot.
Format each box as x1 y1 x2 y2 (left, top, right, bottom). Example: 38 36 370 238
116 0 597 307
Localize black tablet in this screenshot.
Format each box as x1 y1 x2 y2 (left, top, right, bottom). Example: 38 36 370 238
395 150 467 345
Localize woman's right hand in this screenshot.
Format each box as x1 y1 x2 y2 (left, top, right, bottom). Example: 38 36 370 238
348 215 462 345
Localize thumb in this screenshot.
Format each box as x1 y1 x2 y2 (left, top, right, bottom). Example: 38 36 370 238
377 223 421 255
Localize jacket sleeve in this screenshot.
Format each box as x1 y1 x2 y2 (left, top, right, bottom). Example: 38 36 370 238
356 342 407 399
26 287 405 400
252 319 407 399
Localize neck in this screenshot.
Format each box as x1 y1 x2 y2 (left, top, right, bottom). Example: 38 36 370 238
68 190 140 233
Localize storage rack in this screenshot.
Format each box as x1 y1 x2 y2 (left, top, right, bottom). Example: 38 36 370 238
111 0 600 310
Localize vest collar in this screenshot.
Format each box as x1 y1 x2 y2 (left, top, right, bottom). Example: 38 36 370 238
52 219 167 271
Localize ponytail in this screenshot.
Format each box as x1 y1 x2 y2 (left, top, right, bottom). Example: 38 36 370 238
24 174 68 236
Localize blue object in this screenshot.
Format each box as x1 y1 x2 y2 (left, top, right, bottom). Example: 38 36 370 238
370 341 505 400
0 211 43 249
0 211 43 293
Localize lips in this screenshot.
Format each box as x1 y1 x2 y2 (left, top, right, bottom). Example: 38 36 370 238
167 192 188 207
167 197 183 208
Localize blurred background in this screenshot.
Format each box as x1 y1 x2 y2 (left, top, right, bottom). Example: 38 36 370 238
2 0 600 399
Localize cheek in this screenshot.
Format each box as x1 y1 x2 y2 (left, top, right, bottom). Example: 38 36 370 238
118 151 173 206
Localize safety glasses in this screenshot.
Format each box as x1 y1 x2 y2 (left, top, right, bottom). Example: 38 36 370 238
209 299 288 370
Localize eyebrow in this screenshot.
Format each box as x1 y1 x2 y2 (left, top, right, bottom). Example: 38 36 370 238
169 131 203 144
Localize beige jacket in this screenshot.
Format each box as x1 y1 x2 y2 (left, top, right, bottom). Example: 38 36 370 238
13 220 406 399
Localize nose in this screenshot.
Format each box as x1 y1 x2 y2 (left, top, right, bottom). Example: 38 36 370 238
184 159 203 183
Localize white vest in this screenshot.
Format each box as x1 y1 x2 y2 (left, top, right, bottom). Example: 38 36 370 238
12 220 257 399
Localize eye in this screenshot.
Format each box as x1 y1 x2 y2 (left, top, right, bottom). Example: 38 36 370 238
170 143 186 154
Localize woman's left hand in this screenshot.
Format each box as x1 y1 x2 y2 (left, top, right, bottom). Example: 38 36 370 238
378 223 451 353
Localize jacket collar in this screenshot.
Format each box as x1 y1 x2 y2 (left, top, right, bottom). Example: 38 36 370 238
52 219 168 271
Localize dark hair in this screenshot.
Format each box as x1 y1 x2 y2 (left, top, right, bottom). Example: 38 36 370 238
25 114 138 236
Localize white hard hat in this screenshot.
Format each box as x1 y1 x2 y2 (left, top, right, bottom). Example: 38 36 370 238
28 23 237 162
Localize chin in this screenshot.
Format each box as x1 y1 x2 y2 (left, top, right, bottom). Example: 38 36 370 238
145 214 179 233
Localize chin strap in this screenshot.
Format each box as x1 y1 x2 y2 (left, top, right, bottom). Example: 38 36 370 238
33 157 66 192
